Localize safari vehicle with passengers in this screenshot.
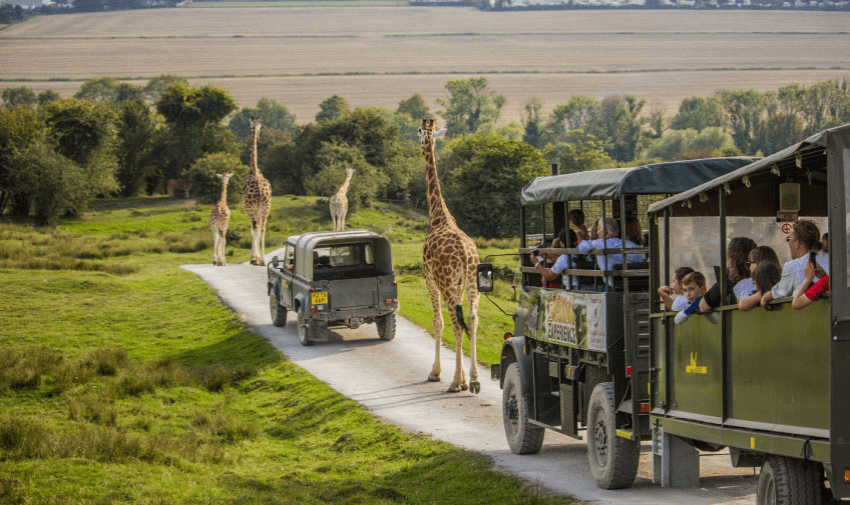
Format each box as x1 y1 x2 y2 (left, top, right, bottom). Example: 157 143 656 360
646 125 850 504
267 230 399 346
477 157 756 490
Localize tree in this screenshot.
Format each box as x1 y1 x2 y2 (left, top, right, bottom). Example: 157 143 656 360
521 97 544 149
143 75 188 103
40 98 121 209
440 132 547 238
396 93 430 120
37 90 60 105
542 130 614 174
116 99 160 196
75 77 121 103
315 95 350 122
718 89 768 155
0 106 47 215
229 98 298 139
6 138 85 225
156 82 237 126
436 77 505 138
2 86 37 109
543 96 602 145
670 96 725 131
185 152 249 205
640 127 736 161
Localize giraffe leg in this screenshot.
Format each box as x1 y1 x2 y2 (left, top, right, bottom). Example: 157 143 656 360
257 209 268 265
446 302 468 393
467 287 481 394
219 229 227 266
426 277 442 383
340 210 346 231
212 226 218 265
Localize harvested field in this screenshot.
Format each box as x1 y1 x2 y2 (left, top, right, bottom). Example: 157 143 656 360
2 7 850 123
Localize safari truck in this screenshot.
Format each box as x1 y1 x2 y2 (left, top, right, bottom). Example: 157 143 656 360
646 125 850 504
267 230 398 346
477 157 756 490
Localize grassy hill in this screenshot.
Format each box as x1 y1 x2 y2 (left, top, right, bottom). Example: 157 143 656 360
0 196 556 505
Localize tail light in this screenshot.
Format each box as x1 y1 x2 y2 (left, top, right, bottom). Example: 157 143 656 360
503 332 513 340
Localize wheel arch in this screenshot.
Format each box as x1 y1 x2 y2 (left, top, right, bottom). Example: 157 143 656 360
500 336 532 393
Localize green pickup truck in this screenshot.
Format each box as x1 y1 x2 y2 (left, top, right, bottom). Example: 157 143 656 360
267 230 399 346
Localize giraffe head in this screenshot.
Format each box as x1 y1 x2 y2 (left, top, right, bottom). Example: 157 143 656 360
345 168 355 177
417 119 446 148
216 172 233 183
250 117 262 135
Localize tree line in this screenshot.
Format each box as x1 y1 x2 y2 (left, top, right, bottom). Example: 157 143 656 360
2 75 849 235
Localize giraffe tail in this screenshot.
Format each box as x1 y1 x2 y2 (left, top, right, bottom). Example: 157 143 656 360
455 304 470 336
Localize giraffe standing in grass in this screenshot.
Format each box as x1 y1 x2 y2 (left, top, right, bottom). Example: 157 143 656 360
210 172 233 266
243 118 272 265
418 119 481 394
329 168 355 231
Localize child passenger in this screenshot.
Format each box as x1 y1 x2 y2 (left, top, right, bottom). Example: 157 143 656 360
674 271 707 324
658 266 694 311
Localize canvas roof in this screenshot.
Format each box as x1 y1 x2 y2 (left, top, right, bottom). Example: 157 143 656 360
520 157 757 206
647 124 850 215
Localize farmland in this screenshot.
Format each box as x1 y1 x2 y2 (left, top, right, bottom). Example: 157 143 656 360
1 7 850 123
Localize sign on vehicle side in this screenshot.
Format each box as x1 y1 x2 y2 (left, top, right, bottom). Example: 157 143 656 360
541 291 607 352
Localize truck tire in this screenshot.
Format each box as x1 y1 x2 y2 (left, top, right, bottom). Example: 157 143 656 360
376 313 396 341
269 290 288 327
586 382 639 490
502 362 544 455
297 314 314 347
757 456 821 505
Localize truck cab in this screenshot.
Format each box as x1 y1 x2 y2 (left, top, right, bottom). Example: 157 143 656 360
267 230 398 346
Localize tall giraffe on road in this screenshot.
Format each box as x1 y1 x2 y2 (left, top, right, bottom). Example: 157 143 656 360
242 118 272 265
418 119 481 394
329 168 355 231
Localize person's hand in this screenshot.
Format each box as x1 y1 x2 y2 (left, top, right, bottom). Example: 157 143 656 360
658 286 672 297
804 261 816 282
814 263 827 279
761 294 773 310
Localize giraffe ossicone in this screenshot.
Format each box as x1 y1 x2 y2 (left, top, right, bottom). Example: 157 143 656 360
329 168 355 232
243 118 272 266
419 118 481 394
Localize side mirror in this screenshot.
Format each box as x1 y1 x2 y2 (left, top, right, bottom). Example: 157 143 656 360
476 263 494 293
271 256 279 267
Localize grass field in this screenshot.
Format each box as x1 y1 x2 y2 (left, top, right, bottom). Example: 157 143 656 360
1 7 848 122
0 196 561 505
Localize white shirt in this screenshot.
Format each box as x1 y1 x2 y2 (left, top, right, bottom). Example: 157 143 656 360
671 295 690 311
771 252 829 299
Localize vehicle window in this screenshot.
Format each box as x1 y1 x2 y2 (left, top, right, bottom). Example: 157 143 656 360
666 216 721 288
364 244 374 265
313 245 362 267
726 216 827 267
284 245 295 269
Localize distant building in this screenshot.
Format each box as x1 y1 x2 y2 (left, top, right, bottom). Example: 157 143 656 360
1 0 54 8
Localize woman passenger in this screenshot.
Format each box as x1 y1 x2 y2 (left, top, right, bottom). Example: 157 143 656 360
761 220 828 309
698 237 757 312
738 246 781 311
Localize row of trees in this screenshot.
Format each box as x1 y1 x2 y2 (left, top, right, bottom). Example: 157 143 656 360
3 75 850 235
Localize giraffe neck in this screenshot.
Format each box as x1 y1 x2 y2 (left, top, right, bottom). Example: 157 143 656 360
219 178 230 204
336 172 354 196
250 124 260 177
423 139 454 230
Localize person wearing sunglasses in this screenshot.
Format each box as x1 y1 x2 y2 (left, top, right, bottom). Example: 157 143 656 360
761 220 829 310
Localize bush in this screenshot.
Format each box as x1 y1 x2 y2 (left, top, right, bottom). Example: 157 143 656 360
185 152 249 205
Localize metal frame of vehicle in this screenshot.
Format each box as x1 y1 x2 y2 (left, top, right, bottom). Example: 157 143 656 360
486 157 757 490
646 124 850 502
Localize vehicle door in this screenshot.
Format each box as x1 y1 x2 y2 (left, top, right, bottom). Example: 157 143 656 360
281 243 296 308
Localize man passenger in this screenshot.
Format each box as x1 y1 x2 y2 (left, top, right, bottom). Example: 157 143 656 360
576 217 643 290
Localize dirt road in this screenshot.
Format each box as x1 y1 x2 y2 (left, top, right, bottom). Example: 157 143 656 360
182 256 758 505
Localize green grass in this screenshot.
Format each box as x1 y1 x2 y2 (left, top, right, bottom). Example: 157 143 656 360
0 196 557 505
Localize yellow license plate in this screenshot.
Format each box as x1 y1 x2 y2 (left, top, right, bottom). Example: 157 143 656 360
311 291 328 305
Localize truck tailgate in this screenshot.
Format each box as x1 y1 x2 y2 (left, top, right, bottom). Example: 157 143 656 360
329 278 378 308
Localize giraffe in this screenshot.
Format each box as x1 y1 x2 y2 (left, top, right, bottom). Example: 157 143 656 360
243 118 272 266
329 168 355 231
418 119 481 394
210 172 233 266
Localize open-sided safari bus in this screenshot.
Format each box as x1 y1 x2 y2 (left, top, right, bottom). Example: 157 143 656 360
647 125 850 504
480 157 756 490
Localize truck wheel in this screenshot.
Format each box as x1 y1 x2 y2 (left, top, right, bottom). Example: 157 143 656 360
757 456 821 505
376 313 396 341
586 382 639 490
502 362 544 454
297 314 314 347
269 291 288 327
